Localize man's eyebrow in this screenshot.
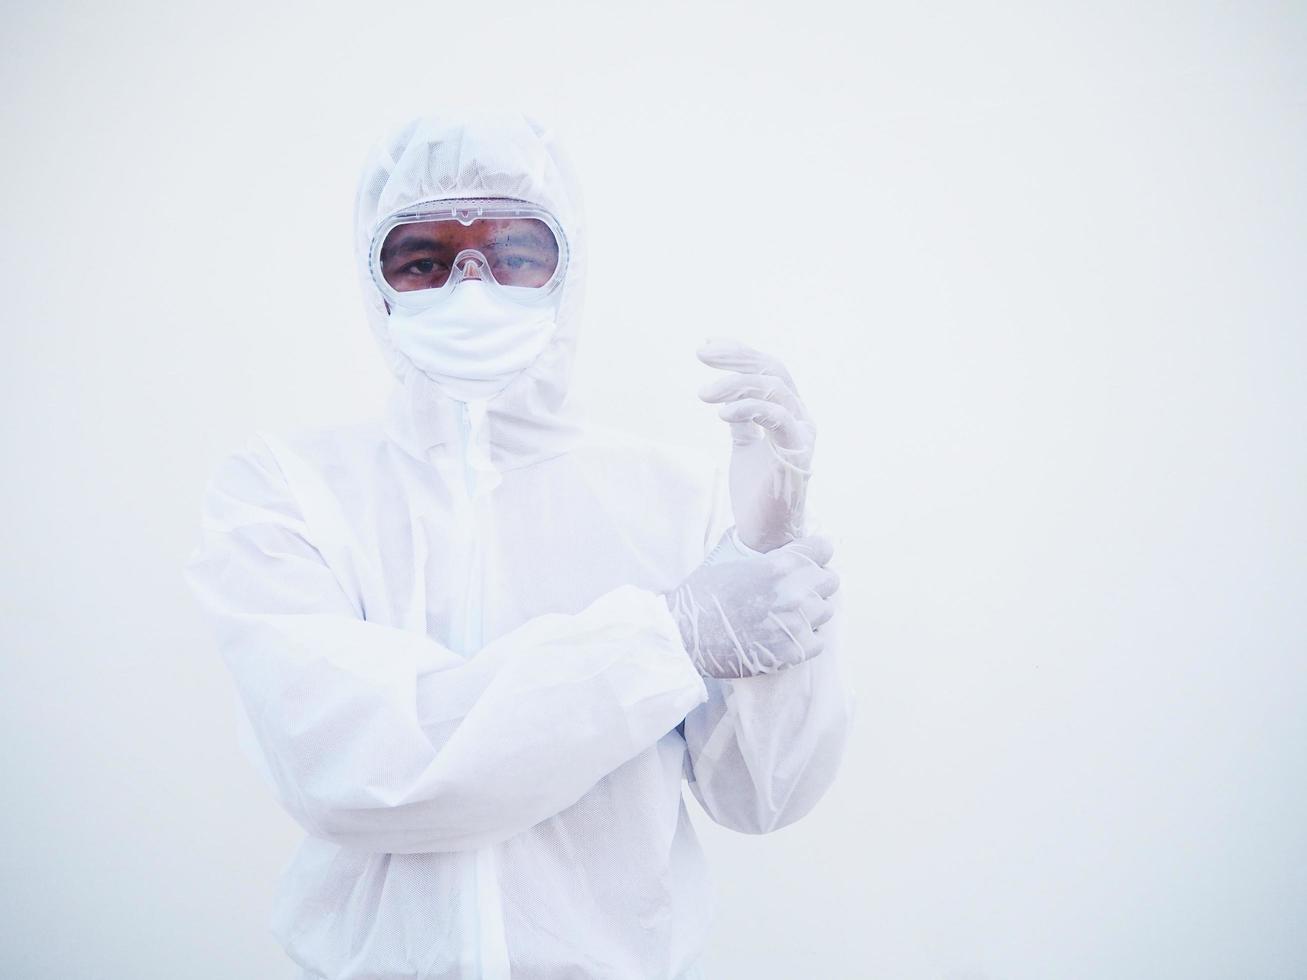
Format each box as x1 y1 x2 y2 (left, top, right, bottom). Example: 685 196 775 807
484 225 557 250
382 234 446 260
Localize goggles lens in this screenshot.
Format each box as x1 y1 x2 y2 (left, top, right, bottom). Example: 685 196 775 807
379 216 561 292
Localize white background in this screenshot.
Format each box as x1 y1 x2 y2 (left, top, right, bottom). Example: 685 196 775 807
3 2 1305 977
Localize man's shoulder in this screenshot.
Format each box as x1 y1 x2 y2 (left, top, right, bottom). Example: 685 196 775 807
268 418 391 465
206 418 389 496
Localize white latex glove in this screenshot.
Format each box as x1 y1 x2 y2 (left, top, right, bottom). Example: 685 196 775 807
662 532 840 679
697 339 816 553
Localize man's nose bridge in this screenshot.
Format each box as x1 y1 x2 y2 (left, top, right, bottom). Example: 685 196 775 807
454 249 488 282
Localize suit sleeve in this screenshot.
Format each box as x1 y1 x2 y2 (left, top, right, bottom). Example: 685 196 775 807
185 435 708 854
680 465 855 833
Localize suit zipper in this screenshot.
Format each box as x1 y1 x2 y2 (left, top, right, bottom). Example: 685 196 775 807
456 400 510 979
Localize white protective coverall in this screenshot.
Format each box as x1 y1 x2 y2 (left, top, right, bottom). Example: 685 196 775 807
185 111 853 980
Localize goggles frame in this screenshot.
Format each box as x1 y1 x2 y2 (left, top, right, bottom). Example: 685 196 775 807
369 197 570 310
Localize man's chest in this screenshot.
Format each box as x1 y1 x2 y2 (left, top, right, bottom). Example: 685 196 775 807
293 450 709 646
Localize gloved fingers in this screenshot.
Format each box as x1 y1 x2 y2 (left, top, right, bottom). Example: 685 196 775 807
776 534 835 569
797 623 826 658
811 567 841 599
800 592 836 629
698 372 808 421
764 611 815 667
809 629 828 657
778 569 839 608
724 419 767 451
778 616 820 663
770 432 816 465
696 338 800 395
716 399 809 451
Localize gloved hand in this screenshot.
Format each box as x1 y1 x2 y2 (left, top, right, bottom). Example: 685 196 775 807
697 339 816 553
662 532 840 678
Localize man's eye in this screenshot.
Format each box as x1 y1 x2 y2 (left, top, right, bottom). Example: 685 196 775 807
501 255 540 269
404 259 440 275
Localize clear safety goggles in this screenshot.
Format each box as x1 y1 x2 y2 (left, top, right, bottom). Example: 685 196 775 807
369 198 569 309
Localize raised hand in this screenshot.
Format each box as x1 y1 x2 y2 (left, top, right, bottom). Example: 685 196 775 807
697 339 816 553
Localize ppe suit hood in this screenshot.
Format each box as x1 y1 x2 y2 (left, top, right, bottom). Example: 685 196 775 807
354 111 587 477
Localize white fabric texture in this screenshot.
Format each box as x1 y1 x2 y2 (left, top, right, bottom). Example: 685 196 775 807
185 110 853 980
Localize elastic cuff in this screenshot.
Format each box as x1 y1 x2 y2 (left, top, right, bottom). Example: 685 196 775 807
704 526 763 565
729 527 767 558
645 589 711 699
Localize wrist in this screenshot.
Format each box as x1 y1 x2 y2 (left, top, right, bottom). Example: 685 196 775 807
732 526 798 555
705 526 765 565
729 527 768 558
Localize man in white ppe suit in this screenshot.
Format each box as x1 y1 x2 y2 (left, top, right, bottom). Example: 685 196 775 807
186 111 852 980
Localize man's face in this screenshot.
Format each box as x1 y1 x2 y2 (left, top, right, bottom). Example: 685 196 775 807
379 217 559 292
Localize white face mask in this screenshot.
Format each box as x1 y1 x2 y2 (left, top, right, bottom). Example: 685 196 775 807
386 282 560 402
